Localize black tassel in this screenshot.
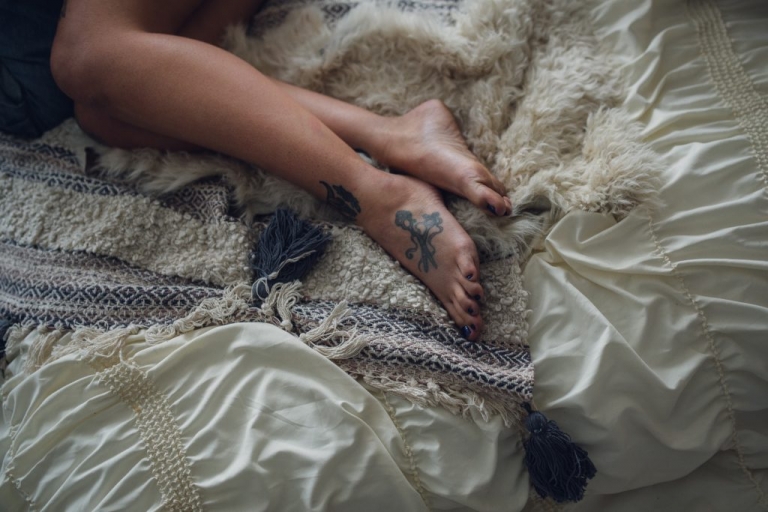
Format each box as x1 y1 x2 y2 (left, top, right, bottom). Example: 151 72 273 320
250 209 331 302
522 402 597 503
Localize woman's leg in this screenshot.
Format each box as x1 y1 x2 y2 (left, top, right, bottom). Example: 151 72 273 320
70 0 511 216
72 0 263 152
52 0 487 339
260 86 514 217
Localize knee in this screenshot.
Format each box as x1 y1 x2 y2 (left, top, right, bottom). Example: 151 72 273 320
50 33 93 104
73 103 107 143
50 26 113 108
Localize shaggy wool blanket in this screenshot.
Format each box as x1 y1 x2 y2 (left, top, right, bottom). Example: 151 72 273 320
97 0 660 256
1 0 660 506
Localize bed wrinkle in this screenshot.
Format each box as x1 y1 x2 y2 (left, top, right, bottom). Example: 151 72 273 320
526 1 768 488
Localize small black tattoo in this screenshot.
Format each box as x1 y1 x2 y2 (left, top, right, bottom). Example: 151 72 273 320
321 181 361 221
394 210 443 273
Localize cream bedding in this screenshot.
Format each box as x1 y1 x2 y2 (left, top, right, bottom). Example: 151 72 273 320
2 0 767 511
526 0 768 509
0 324 526 511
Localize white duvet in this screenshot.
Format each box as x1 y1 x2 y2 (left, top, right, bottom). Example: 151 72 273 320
527 0 768 510
0 324 525 512
2 0 767 511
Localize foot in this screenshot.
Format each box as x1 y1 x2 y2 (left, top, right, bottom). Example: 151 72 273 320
355 171 485 341
376 99 513 217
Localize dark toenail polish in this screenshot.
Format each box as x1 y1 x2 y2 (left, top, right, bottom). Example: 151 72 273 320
487 204 497 215
466 273 474 281
460 326 471 339
474 294 481 301
471 324 476 330
468 307 474 315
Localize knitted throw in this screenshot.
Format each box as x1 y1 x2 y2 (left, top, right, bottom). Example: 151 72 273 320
0 130 532 424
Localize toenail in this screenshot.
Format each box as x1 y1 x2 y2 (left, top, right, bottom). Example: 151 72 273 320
471 324 476 330
460 326 471 339
474 294 481 301
487 204 497 215
466 273 474 281
468 307 474 315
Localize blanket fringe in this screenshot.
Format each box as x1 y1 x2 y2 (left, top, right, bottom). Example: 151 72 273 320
24 328 67 373
146 284 255 343
460 389 521 427
10 286 519 431
4 324 35 359
16 285 258 372
258 280 303 332
298 301 368 360
52 326 140 368
13 283 367 370
361 374 519 428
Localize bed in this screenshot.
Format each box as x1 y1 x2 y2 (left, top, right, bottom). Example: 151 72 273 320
1 0 766 511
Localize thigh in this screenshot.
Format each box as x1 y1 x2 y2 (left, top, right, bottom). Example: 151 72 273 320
74 103 199 151
59 0 264 39
58 0 204 37
51 0 205 102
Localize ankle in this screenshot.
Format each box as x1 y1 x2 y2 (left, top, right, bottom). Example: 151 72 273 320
353 170 409 226
371 102 443 171
365 115 412 169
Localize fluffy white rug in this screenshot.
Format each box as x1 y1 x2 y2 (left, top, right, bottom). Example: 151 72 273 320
91 0 660 259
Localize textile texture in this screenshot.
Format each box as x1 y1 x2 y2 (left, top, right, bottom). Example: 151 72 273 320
0 129 533 425
1 1 659 505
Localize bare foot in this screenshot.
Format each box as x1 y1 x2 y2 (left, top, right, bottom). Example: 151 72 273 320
376 99 513 217
353 171 485 341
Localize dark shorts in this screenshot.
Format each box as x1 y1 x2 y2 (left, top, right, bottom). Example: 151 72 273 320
0 0 73 138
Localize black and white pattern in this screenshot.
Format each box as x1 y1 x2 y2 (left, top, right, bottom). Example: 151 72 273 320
0 133 239 223
0 130 534 412
293 301 532 399
250 0 462 36
0 240 220 330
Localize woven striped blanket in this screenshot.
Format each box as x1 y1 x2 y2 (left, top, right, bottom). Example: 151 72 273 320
0 130 532 424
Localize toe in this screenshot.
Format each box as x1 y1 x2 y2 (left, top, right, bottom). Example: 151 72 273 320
452 308 482 341
476 167 509 216
456 252 480 283
458 265 484 298
458 324 480 341
457 257 484 300
482 189 509 217
445 300 477 338
455 291 480 317
463 323 482 342
462 279 484 302
453 295 483 340
488 175 508 197
454 165 508 217
465 178 508 217
442 282 483 339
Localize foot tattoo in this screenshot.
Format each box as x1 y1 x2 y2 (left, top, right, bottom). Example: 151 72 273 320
321 181 361 221
394 210 444 273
